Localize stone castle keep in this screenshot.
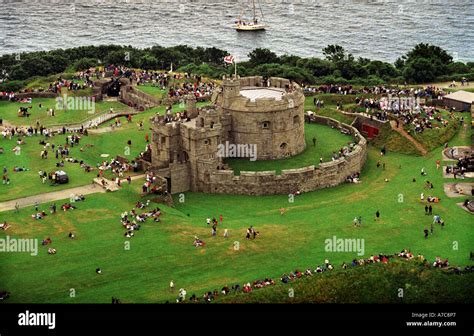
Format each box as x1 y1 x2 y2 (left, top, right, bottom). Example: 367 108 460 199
147 76 367 195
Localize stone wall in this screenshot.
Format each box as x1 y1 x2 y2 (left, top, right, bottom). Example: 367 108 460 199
120 85 161 110
207 116 367 195
15 92 58 99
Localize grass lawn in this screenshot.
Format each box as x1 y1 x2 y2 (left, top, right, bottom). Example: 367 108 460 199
0 120 148 202
225 123 354 174
304 97 355 125
135 84 168 100
0 101 211 202
0 99 129 127
0 121 472 303
398 108 467 152
371 123 421 156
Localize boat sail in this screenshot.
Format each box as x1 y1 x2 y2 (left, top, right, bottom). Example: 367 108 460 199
235 0 266 31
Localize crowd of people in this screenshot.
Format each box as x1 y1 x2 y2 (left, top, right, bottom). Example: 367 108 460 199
304 84 448 100
120 200 161 238
176 249 471 303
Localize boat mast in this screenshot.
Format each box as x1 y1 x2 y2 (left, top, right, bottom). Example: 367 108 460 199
253 0 257 23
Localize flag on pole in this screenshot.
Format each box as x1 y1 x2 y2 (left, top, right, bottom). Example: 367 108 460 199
224 55 235 64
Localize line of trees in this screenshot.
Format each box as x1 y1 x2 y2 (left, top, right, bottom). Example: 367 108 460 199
1 43 473 91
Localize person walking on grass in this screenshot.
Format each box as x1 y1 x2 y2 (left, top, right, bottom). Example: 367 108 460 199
170 280 175 293
14 202 20 213
424 229 429 239
424 205 429 215
312 137 316 146
430 222 434 235
428 205 433 215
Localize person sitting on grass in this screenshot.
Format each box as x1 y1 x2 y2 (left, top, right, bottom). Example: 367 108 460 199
72 195 85 202
47 248 56 255
32 211 47 220
0 222 10 231
177 288 187 303
68 232 75 239
427 196 440 203
193 236 205 247
242 283 252 293
61 203 76 211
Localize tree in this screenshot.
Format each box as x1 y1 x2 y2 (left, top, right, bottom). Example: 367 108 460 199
405 43 452 65
279 54 302 67
73 58 98 71
447 62 470 74
21 57 53 78
322 45 346 63
140 54 159 70
403 58 437 83
248 48 279 66
399 44 454 82
297 58 333 77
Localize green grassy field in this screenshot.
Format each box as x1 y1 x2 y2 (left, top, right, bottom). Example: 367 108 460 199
0 117 148 202
0 123 472 303
0 88 472 304
135 84 168 100
0 99 128 126
216 259 474 303
408 111 462 152
0 101 211 202
226 123 354 174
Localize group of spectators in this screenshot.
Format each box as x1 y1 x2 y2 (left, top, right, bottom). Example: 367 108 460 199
47 76 93 94
120 200 161 238
304 84 447 100
179 249 472 303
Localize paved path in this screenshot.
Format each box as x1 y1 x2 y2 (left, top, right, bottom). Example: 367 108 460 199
390 120 428 156
0 184 104 212
0 174 146 212
0 110 138 134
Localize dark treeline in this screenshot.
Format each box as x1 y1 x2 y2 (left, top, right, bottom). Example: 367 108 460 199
1 43 473 91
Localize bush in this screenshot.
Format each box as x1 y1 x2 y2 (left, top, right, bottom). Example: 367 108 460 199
0 80 26 92
73 58 98 71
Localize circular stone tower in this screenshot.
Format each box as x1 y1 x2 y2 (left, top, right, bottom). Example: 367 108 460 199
215 75 306 160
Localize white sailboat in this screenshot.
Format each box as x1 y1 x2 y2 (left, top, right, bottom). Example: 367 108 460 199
235 0 266 31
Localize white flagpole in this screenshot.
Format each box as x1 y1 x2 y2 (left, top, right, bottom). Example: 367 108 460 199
234 57 237 78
